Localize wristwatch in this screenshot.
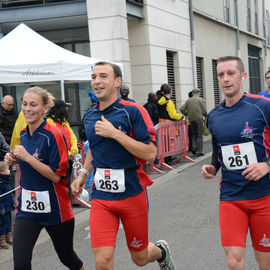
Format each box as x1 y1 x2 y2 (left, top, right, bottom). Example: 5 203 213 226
267 158 270 166
78 168 90 177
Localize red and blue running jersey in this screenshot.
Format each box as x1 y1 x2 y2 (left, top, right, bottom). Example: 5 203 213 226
207 93 270 201
16 120 74 225
84 98 156 200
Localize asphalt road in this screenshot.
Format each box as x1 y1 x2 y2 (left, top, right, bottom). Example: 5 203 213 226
0 141 259 269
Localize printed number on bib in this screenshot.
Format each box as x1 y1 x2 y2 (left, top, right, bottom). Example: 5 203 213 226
221 141 258 170
21 189 51 213
95 168 125 193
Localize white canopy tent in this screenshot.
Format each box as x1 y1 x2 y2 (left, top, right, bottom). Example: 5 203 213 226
0 23 105 100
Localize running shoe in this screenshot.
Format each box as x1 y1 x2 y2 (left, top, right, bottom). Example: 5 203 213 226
155 240 175 270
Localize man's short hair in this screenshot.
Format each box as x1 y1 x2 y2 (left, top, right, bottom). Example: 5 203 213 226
217 56 245 73
160 84 172 95
94 61 122 78
192 88 200 94
265 70 270 79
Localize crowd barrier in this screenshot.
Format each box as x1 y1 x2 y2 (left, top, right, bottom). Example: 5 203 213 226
13 141 91 209
145 120 194 174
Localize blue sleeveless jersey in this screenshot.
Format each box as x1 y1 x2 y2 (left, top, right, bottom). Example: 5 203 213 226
208 93 270 201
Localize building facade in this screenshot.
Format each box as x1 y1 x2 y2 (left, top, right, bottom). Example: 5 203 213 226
193 0 268 109
0 0 269 133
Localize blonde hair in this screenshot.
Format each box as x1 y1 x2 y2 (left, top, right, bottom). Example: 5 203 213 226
24 86 55 108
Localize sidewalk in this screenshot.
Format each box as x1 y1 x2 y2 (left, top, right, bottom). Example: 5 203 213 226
147 134 212 181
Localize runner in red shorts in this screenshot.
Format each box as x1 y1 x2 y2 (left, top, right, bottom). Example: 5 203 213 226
202 56 270 270
71 61 175 270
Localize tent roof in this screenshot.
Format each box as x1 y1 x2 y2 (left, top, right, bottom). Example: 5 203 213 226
0 23 102 84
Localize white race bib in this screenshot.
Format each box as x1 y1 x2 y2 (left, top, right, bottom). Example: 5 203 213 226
21 188 51 213
221 141 258 170
94 168 125 193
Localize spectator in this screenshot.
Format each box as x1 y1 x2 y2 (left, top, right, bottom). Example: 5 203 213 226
144 92 159 126
10 111 27 149
0 95 17 145
47 99 78 163
119 84 135 102
0 132 11 161
0 161 15 249
157 84 183 165
79 91 98 142
157 84 183 123
184 91 193 152
47 99 79 200
180 88 207 157
259 70 270 98
156 88 164 101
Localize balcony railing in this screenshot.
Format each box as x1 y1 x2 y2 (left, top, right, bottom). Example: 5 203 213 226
0 0 79 8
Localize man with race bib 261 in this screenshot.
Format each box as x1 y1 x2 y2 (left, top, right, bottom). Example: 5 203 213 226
202 56 270 270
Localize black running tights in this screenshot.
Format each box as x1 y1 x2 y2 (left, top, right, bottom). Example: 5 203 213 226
13 218 83 270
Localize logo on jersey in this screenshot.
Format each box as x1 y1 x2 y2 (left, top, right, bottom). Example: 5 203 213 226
259 234 270 247
240 122 257 139
130 237 143 248
32 148 41 160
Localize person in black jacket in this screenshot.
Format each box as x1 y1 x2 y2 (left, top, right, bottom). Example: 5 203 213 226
0 95 17 145
144 92 159 126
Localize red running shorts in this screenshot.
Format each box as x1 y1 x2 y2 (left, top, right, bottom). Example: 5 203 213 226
90 190 149 251
219 194 270 252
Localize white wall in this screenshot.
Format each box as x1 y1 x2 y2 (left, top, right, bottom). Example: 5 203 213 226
128 0 193 107
86 0 133 95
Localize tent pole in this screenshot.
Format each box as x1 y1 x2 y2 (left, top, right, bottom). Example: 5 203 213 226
60 80 65 100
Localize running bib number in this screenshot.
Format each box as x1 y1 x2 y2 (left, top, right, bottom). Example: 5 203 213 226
221 142 258 170
21 189 51 213
94 168 125 193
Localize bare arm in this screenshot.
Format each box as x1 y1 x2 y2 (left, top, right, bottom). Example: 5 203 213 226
95 116 157 162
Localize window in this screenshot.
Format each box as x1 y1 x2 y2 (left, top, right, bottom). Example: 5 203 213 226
254 0 258 35
223 0 230 23
248 44 261 94
212 60 220 106
266 10 270 46
0 0 76 8
196 57 204 99
57 40 91 127
247 0 251 32
166 51 176 102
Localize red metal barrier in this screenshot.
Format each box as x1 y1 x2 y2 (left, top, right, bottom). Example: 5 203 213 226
145 120 194 174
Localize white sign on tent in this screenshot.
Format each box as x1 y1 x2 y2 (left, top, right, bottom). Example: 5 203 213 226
0 23 103 100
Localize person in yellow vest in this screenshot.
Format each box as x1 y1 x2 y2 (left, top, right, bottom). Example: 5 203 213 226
10 111 27 149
